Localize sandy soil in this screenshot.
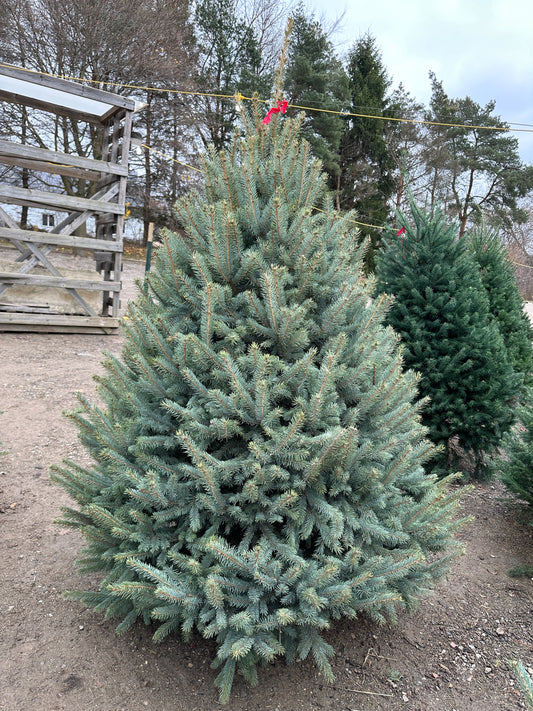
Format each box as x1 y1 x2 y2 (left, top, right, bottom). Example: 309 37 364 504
1 254 532 711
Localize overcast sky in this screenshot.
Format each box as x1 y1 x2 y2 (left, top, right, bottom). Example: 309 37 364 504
306 0 533 162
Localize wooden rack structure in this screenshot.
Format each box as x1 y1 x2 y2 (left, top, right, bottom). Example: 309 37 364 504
0 65 136 333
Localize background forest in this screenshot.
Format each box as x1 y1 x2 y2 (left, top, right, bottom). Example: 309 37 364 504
1 0 533 261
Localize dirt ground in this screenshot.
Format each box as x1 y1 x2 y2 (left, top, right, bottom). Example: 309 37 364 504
1 254 532 711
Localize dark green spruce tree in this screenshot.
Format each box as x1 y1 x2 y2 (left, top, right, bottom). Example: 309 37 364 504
468 228 533 392
193 0 269 150
375 203 520 476
52 109 467 703
497 394 533 525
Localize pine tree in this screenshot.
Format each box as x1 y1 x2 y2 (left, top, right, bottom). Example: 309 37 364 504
283 6 349 182
375 203 520 476
425 73 533 237
193 0 270 150
338 33 395 270
52 108 467 703
468 228 533 392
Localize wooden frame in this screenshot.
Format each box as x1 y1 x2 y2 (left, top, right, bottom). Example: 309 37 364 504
0 65 135 333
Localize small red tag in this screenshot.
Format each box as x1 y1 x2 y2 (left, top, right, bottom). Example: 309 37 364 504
262 100 289 125
397 227 406 258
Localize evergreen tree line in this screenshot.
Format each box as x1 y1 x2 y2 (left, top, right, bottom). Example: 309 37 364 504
2 0 533 247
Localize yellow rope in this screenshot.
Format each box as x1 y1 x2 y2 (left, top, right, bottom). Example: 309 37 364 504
311 205 384 230
289 101 531 133
140 144 203 173
2 63 532 134
0 63 265 104
4 63 533 254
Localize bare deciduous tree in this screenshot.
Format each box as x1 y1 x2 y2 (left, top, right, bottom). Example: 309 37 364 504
0 0 197 240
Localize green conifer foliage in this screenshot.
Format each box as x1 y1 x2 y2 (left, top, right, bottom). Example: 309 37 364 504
469 229 533 391
375 204 519 476
52 110 467 703
498 396 533 521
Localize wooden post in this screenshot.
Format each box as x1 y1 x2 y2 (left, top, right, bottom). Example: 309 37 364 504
145 222 154 276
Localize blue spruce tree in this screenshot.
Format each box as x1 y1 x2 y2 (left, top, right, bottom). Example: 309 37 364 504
52 107 467 702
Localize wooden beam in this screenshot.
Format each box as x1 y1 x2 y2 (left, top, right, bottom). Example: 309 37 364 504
0 303 52 313
0 155 101 182
0 139 129 177
0 205 36 260
0 90 108 125
0 311 119 333
0 205 19 229
0 227 122 252
0 184 124 215
0 181 122 297
0 272 121 291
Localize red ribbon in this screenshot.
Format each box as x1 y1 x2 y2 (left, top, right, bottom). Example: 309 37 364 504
397 227 406 258
262 100 289 125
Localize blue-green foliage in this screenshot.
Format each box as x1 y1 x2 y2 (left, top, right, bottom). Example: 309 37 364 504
375 203 519 476
52 109 467 703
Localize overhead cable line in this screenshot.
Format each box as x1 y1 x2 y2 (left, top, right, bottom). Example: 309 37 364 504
3 63 533 134
3 64 533 268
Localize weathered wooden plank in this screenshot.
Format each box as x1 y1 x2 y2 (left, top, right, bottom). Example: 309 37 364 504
44 183 121 240
22 241 98 315
0 303 52 313
0 272 121 291
0 312 118 327
0 226 122 252
121 110 133 168
0 139 129 177
112 109 131 319
0 154 101 182
0 184 124 215
0 205 39 261
0 311 119 333
0 182 120 291
0 205 19 229
0 324 117 333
